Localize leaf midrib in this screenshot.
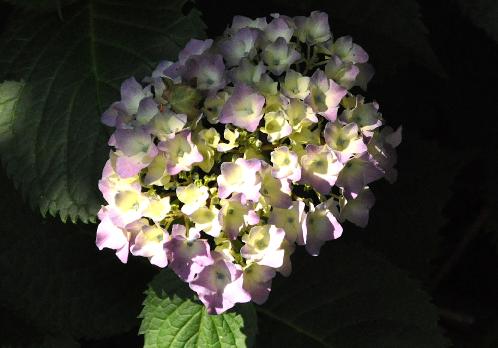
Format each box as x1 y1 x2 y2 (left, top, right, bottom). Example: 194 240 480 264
88 0 103 115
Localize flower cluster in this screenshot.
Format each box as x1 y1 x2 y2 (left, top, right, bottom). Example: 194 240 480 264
96 11 401 314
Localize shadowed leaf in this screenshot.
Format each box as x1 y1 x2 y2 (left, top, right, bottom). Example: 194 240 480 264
0 0 206 223
256 242 449 347
458 0 498 43
0 169 155 340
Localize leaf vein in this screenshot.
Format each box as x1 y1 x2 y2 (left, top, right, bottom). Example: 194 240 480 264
256 306 332 348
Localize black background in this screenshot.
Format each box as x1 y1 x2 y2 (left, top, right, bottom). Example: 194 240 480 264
0 0 497 347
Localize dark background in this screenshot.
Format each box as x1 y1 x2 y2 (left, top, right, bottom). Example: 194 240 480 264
0 0 497 347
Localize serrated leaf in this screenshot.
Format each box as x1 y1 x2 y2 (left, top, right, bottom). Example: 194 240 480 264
458 0 498 43
256 242 449 348
0 169 154 340
0 0 206 223
139 270 257 348
0 80 23 145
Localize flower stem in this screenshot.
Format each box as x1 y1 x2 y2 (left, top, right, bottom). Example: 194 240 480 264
430 206 490 291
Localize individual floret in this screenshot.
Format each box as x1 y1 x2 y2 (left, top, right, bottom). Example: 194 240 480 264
219 84 265 132
240 225 286 268
189 252 251 314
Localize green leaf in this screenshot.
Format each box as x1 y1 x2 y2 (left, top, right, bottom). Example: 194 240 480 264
0 0 206 223
458 0 498 43
256 242 449 348
275 0 445 77
139 270 258 348
0 169 154 339
0 80 23 145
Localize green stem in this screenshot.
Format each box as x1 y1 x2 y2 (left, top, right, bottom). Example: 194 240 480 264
329 192 342 200
311 60 329 67
261 144 275 151
303 45 312 75
293 58 305 66
430 206 489 291
183 214 190 230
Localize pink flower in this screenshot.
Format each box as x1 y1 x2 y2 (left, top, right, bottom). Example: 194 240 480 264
164 225 213 282
242 263 276 305
219 83 265 132
299 201 343 256
129 220 169 267
324 122 367 163
157 130 203 175
339 187 376 228
189 253 251 314
305 69 347 121
219 194 260 240
96 207 136 263
241 225 286 268
269 200 307 243
217 158 262 203
300 144 344 194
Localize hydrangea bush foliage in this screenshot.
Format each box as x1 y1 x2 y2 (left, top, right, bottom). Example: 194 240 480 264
96 11 401 314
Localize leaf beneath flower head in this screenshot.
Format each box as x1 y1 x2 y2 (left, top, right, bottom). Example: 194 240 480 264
256 242 449 348
139 269 258 348
0 0 206 223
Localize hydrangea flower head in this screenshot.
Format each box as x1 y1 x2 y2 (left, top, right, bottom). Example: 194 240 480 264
96 11 401 314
